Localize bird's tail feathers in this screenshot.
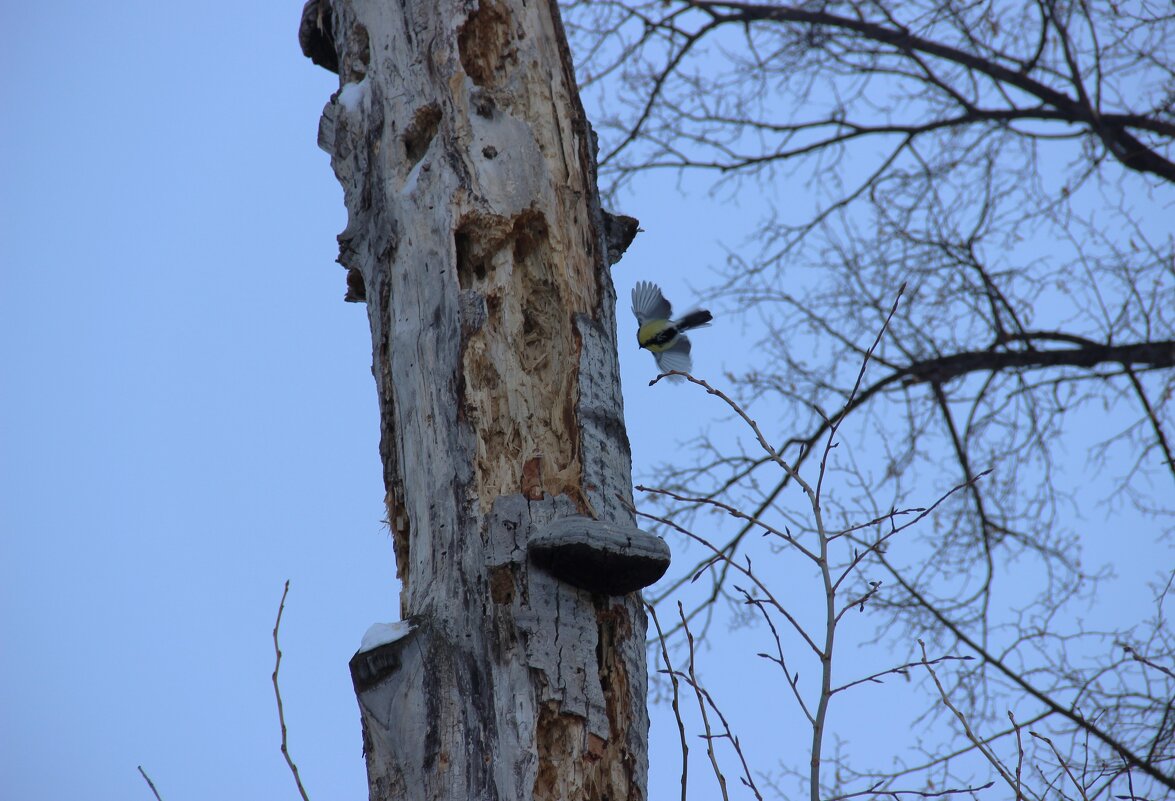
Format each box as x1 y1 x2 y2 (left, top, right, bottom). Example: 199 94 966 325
675 309 713 331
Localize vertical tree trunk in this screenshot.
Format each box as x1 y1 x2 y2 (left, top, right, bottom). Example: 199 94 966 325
300 1 659 799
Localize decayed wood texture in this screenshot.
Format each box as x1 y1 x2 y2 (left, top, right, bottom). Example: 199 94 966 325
304 1 650 799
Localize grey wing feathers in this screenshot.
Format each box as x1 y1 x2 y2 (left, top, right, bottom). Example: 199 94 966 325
654 335 693 375
631 281 673 324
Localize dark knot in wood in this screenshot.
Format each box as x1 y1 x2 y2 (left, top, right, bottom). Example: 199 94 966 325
602 212 639 266
299 0 339 74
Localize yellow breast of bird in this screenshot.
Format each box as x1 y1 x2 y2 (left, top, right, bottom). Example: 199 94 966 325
638 319 678 352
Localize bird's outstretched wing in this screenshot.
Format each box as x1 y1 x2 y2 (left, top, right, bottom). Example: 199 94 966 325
631 281 673 324
654 335 693 375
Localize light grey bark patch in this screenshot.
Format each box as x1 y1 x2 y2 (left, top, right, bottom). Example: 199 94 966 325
574 312 634 522
486 494 609 729
345 21 370 80
459 289 487 341
350 620 503 800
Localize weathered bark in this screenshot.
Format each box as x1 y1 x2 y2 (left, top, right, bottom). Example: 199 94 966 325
301 1 659 799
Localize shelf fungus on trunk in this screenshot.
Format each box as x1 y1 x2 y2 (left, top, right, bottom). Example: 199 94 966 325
529 516 671 595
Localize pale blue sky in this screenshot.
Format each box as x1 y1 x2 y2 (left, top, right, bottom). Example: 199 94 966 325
0 4 391 798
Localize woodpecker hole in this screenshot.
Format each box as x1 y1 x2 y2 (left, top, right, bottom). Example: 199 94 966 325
404 104 441 170
458 0 516 87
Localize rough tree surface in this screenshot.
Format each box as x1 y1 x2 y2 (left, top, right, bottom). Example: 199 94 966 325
302 1 652 799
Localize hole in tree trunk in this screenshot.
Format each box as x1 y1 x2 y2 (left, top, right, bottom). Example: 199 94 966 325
457 0 515 88
404 104 441 170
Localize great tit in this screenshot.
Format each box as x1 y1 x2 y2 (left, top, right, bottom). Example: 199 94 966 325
631 281 713 375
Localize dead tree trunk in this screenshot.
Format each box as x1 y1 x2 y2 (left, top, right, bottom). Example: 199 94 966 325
299 1 661 799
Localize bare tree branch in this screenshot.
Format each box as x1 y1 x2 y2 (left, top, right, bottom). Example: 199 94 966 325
685 1 1175 180
272 580 311 801
137 766 164 801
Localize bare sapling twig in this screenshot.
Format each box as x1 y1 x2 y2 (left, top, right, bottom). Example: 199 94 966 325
677 602 765 801
631 505 822 657
887 554 1173 791
137 765 164 801
738 586 815 724
832 470 992 596
636 483 820 563
273 580 311 801
1029 730 1091 801
830 652 972 696
919 639 1020 795
678 601 731 801
1009 710 1026 801
806 285 904 801
648 602 690 801
846 709 1050 787
649 371 818 501
643 285 973 801
814 284 906 502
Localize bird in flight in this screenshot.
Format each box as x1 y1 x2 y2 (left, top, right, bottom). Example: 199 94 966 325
631 281 713 377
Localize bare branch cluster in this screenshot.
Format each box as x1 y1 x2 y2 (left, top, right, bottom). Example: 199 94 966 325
566 2 1172 798
637 356 1173 799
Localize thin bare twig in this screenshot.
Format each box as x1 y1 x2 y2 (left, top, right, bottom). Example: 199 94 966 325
919 639 1022 796
636 483 820 563
649 371 817 502
740 589 816 725
1030 730 1090 801
679 602 731 801
834 469 992 594
648 602 690 801
850 710 1052 785
633 505 823 657
273 580 311 801
830 653 972 696
137 765 164 801
824 780 996 801
1119 642 1175 681
1009 710 1026 801
888 561 1175 791
676 602 765 800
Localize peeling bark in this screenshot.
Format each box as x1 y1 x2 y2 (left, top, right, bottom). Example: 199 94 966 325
303 1 652 798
